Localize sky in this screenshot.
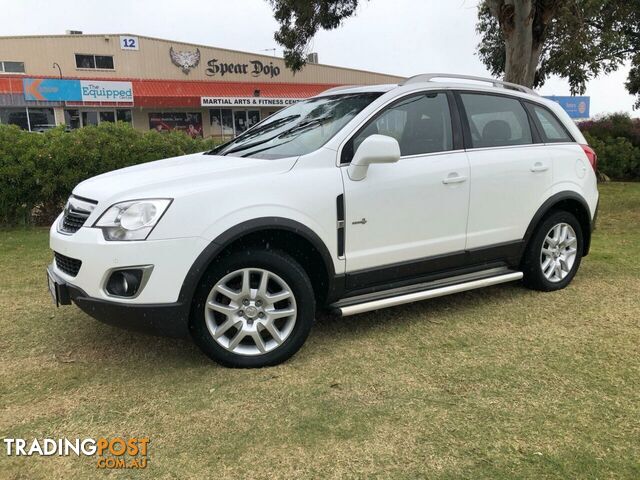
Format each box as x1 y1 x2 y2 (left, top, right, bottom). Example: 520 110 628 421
2 0 637 117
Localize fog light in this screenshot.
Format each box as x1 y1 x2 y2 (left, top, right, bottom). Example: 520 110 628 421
106 269 144 297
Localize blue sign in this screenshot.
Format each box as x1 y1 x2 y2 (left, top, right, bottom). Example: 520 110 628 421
544 96 590 119
23 79 134 103
23 78 81 101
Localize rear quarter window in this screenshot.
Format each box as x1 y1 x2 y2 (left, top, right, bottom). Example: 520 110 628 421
530 104 574 143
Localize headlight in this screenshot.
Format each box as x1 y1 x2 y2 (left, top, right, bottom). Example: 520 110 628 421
94 199 172 241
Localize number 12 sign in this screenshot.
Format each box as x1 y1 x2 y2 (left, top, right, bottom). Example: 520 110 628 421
120 36 139 51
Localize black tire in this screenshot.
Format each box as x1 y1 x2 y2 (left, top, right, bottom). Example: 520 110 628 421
521 210 584 291
189 248 316 368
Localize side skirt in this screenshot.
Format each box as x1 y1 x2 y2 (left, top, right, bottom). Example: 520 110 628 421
331 267 523 316
343 240 524 296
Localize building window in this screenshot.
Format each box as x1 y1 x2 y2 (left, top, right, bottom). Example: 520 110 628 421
0 107 55 131
149 112 203 138
82 111 99 127
64 108 132 129
248 110 260 128
99 111 115 123
116 109 132 123
0 61 25 73
210 108 259 138
0 107 28 130
75 54 114 70
95 55 114 69
64 109 81 129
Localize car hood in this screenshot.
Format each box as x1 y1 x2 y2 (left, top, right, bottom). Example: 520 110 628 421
73 152 298 203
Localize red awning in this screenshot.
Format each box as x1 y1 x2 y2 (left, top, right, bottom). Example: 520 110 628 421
132 79 339 107
0 77 25 94
0 75 339 108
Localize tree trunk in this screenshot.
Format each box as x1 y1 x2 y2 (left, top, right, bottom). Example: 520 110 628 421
486 0 550 88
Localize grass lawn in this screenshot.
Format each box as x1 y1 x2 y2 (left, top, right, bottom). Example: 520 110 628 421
1 183 639 479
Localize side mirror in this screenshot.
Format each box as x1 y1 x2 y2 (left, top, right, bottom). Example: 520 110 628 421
347 134 401 181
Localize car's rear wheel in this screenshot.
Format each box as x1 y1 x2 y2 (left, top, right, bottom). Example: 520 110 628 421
522 210 584 291
190 249 315 368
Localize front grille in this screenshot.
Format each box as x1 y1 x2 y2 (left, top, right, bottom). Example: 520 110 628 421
62 211 89 233
54 252 82 277
59 195 97 234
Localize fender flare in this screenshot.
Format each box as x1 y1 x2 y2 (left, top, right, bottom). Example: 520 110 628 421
522 191 593 256
178 217 336 305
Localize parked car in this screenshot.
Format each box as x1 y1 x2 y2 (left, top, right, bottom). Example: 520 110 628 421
47 74 599 368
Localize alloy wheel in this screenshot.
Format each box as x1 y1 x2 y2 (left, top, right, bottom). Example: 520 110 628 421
540 222 578 282
204 268 297 356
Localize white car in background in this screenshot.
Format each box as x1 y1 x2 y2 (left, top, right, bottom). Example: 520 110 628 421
47 74 599 368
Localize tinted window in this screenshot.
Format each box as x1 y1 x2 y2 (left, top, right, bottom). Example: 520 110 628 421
350 92 453 159
75 54 95 69
460 93 533 148
95 55 114 69
0 107 54 131
532 105 572 142
0 107 29 130
28 108 55 131
99 111 116 123
64 109 81 129
116 109 132 123
75 54 114 69
2 61 25 73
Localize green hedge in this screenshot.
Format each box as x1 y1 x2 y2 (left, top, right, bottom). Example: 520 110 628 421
578 113 640 181
0 122 220 226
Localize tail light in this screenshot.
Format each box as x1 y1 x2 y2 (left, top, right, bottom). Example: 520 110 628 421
581 144 598 172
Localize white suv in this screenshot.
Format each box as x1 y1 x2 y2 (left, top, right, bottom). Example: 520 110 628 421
48 74 599 368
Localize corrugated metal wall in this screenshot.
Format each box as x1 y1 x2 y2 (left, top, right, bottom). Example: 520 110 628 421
0 34 405 85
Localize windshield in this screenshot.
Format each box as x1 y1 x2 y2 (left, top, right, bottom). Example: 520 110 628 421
209 92 382 159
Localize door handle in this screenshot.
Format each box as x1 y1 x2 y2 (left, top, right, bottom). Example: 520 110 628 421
530 162 549 173
442 173 468 184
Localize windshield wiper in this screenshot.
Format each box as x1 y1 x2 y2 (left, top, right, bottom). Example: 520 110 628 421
277 116 332 138
215 115 302 156
207 115 300 156
221 116 333 157
237 114 300 143
236 117 334 158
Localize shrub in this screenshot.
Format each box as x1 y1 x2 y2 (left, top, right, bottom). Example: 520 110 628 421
579 113 640 181
0 122 220 226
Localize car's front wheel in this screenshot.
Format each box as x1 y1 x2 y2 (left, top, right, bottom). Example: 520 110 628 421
190 249 315 368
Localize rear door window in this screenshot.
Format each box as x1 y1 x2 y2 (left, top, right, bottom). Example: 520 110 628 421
460 93 533 148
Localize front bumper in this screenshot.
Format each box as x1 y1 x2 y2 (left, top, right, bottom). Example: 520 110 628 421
50 217 209 304
49 217 211 337
48 265 190 337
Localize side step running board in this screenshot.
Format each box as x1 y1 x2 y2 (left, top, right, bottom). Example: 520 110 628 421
334 271 523 317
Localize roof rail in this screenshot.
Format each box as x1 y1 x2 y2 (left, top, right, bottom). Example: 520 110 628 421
400 73 538 96
317 85 360 96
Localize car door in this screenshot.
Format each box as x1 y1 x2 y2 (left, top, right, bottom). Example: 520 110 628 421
340 91 471 290
458 92 553 252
